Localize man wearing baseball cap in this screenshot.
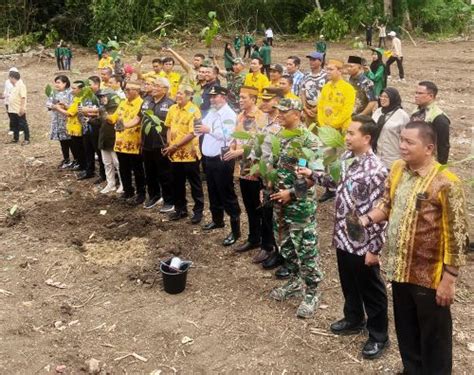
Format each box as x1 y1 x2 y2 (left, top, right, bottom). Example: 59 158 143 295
196 86 241 246
269 98 323 319
300 52 328 125
268 64 283 87
386 31 405 81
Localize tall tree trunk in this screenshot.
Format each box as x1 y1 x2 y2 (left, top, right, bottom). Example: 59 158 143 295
403 9 413 30
383 0 393 18
315 0 323 15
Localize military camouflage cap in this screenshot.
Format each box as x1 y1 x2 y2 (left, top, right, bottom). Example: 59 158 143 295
273 98 303 112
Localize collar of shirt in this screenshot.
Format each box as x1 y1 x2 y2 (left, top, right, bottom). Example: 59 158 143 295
404 159 436 177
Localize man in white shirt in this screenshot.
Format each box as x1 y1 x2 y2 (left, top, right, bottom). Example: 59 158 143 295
1 67 18 136
196 86 241 246
265 27 274 46
386 31 405 81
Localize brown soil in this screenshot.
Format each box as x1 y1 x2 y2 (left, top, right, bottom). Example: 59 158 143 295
0 40 473 374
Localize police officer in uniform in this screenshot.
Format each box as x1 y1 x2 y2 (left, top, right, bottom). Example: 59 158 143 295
195 86 241 246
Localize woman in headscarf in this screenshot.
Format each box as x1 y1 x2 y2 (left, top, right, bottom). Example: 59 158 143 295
371 87 410 168
365 48 386 98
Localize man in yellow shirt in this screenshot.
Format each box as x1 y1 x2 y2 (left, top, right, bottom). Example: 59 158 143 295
279 75 300 100
317 59 356 203
159 57 181 100
107 81 145 204
244 57 270 96
163 84 204 224
137 58 162 81
97 50 114 70
317 59 356 131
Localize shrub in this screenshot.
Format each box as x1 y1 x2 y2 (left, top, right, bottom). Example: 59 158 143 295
298 8 349 41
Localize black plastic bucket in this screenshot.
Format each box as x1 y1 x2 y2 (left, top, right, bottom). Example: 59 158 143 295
160 259 191 294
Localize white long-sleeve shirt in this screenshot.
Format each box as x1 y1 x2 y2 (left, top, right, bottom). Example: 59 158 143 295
391 37 403 57
2 79 14 106
201 103 237 157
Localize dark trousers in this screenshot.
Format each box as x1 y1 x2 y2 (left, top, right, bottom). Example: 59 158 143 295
83 129 105 178
366 34 372 46
60 139 72 161
10 113 30 141
266 37 273 46
70 136 86 170
243 45 251 58
204 156 240 223
5 106 12 130
56 56 64 70
378 37 386 48
240 178 274 249
172 161 204 214
143 148 174 204
392 282 452 375
116 152 145 196
262 64 270 78
386 56 404 79
336 249 388 343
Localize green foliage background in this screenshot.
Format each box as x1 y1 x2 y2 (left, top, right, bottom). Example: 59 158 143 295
0 0 471 46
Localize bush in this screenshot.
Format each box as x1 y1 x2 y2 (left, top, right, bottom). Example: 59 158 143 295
298 8 349 41
416 0 472 35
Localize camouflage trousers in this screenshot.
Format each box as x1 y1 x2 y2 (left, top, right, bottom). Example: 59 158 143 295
273 206 323 293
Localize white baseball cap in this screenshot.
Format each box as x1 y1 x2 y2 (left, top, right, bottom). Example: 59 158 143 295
8 67 19 73
388 31 396 37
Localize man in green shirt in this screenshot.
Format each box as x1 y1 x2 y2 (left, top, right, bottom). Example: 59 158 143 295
315 35 327 64
243 32 254 58
259 40 272 78
233 35 242 57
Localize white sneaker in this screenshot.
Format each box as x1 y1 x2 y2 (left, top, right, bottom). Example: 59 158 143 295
8 131 13 136
100 185 116 194
157 197 164 205
19 131 24 135
116 185 124 194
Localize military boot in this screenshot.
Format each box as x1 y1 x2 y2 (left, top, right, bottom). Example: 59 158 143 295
269 277 303 301
296 291 321 319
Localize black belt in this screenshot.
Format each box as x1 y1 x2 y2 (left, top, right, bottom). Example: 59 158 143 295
204 155 222 161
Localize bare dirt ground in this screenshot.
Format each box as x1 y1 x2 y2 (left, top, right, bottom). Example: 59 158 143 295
0 39 473 374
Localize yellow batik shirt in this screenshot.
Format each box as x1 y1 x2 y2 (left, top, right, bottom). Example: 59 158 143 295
98 56 114 70
164 101 201 162
317 79 356 131
66 96 83 136
109 96 144 154
284 91 300 101
244 72 270 96
159 71 181 100
376 159 468 290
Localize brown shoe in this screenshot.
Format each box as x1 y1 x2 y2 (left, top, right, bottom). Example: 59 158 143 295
252 249 270 264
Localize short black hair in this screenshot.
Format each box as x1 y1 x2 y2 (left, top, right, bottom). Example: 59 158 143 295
54 75 70 88
287 56 301 66
72 80 85 89
281 74 293 85
101 67 113 76
194 53 205 60
162 57 175 65
152 58 162 64
405 120 437 147
252 57 263 65
352 114 380 150
9 71 20 80
88 75 101 85
418 81 438 97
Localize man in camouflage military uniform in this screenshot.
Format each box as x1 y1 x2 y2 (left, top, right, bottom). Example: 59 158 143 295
226 58 246 113
269 98 323 318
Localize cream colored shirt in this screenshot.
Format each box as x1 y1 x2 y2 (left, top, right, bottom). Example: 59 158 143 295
8 79 27 114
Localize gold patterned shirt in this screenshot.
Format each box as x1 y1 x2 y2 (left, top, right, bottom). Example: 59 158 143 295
376 159 468 289
108 96 144 154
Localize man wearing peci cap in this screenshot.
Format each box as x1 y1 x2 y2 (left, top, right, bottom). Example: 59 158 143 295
223 86 270 258
269 64 283 88
346 55 377 116
196 86 241 246
226 58 247 113
269 98 323 319
300 52 328 126
386 31 404 81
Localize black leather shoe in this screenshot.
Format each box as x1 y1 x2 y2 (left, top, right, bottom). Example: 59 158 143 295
77 171 94 180
262 251 283 270
362 339 390 359
223 232 238 246
275 265 290 279
190 213 203 224
234 241 260 253
330 318 366 335
169 210 188 221
318 189 336 203
203 222 225 231
129 194 145 206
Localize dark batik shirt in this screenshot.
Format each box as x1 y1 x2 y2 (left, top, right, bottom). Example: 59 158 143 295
315 150 388 255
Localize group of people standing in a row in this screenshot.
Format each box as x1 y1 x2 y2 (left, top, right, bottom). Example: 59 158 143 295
3 36 468 374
